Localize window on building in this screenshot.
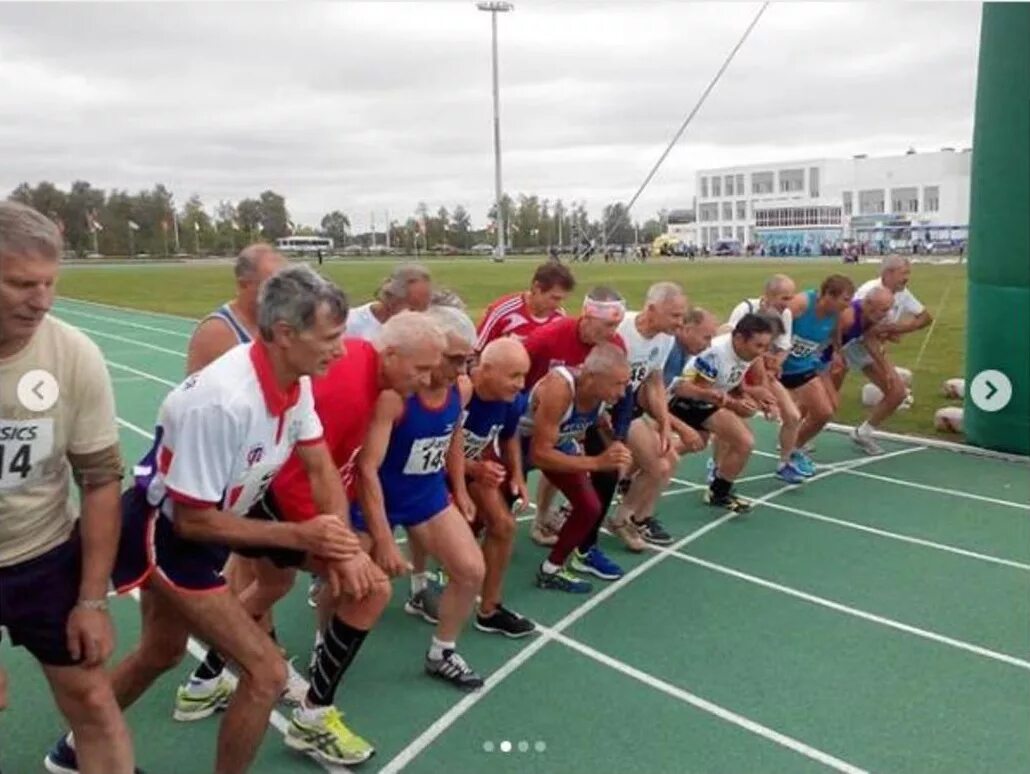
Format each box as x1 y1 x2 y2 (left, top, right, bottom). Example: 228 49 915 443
725 175 734 196
722 202 733 221
890 187 919 214
722 226 733 239
700 177 708 198
736 226 745 243
924 185 940 212
712 177 721 197
778 168 804 193
843 191 853 216
809 167 820 198
752 171 774 194
736 174 745 193
858 189 885 215
736 200 747 220
699 203 718 222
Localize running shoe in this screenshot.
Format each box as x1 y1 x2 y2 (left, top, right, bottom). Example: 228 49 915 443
285 705 375 766
775 462 806 485
531 504 568 546
173 673 235 722
851 427 884 456
789 449 816 477
404 577 444 625
44 735 147 774
607 514 646 552
535 565 592 593
425 649 484 691
570 546 624 580
475 604 537 638
280 658 310 707
635 517 673 545
703 489 753 513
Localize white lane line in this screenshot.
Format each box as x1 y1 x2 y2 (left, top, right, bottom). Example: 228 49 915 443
107 359 178 388
57 295 200 323
58 321 186 358
53 303 192 338
841 467 1030 512
376 462 867 774
665 551 1030 672
544 627 868 774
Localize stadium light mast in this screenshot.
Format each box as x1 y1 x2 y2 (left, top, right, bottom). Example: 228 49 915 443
477 0 513 262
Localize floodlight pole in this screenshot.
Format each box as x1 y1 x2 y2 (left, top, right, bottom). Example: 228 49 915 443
478 1 512 262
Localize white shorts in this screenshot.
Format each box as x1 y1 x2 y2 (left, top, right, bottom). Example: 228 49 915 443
842 340 874 370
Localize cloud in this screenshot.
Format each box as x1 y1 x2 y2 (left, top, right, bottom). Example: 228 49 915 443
0 1 981 229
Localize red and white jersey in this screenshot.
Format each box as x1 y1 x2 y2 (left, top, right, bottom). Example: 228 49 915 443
271 338 382 521
476 292 565 351
146 340 323 520
523 316 626 390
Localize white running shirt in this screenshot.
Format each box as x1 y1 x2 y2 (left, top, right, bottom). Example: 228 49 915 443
727 298 793 352
145 341 323 520
680 333 755 392
344 302 385 342
856 278 925 324
617 311 675 392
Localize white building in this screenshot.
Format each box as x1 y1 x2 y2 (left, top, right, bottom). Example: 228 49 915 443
684 148 971 254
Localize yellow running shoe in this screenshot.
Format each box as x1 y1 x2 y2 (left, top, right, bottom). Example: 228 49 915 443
285 705 375 766
173 674 235 722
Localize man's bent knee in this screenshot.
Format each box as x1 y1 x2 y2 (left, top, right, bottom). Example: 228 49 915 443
237 646 287 703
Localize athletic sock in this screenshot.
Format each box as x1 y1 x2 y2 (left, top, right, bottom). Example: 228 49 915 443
410 571 429 596
192 648 227 681
541 559 561 574
710 476 732 500
428 637 455 661
305 616 369 708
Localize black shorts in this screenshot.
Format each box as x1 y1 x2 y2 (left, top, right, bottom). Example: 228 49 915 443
779 370 820 390
235 489 307 569
0 530 83 666
669 397 719 431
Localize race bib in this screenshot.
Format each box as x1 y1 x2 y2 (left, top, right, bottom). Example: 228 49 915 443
0 418 56 491
403 435 450 475
463 428 499 460
790 337 821 359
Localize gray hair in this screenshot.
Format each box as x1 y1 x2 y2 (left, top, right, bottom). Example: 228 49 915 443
376 310 446 353
684 306 714 326
379 262 431 302
585 285 624 303
0 201 62 261
764 273 795 295
426 304 477 348
235 243 280 280
882 254 911 272
257 264 348 340
429 287 466 310
644 281 684 307
582 342 628 375
865 285 894 305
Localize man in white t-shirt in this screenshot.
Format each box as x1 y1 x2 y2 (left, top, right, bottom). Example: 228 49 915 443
668 314 778 513
2 202 135 774
583 282 686 553
852 255 933 453
725 274 808 482
49 266 382 774
344 263 432 340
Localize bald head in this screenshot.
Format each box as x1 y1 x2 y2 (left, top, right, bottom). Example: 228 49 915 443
862 285 894 324
475 336 530 401
235 243 287 316
763 274 796 312
678 307 718 355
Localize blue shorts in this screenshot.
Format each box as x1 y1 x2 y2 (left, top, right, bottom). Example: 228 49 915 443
0 531 83 666
112 486 229 594
349 486 450 533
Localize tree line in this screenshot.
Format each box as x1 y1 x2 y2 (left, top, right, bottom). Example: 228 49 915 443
7 180 669 257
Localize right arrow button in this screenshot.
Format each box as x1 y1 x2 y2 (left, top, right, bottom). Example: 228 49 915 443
970 370 1012 413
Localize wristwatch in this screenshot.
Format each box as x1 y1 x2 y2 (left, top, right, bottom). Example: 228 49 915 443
77 598 110 612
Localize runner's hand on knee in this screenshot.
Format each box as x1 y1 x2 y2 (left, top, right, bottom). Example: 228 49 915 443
372 538 413 579
469 460 506 488
328 552 383 600
597 441 633 472
297 515 361 561
454 489 477 523
66 603 115 668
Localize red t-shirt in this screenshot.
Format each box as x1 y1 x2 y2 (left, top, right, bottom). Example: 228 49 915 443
269 338 381 522
523 316 626 389
475 292 565 352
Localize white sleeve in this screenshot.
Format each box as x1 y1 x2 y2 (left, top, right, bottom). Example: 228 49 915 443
776 309 793 351
900 289 925 317
163 404 240 506
295 377 323 444
726 300 750 329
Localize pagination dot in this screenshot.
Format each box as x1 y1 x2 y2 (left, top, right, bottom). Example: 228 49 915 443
535 740 547 752
517 741 529 753
483 741 495 753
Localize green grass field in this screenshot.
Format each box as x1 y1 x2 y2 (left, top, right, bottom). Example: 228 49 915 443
56 256 968 439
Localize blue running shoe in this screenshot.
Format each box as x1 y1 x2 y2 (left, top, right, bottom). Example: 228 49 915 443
570 547 624 581
535 565 592 593
789 450 816 477
45 735 146 774
775 462 806 485
706 457 718 485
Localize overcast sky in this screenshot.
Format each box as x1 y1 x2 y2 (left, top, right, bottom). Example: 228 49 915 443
0 1 981 230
